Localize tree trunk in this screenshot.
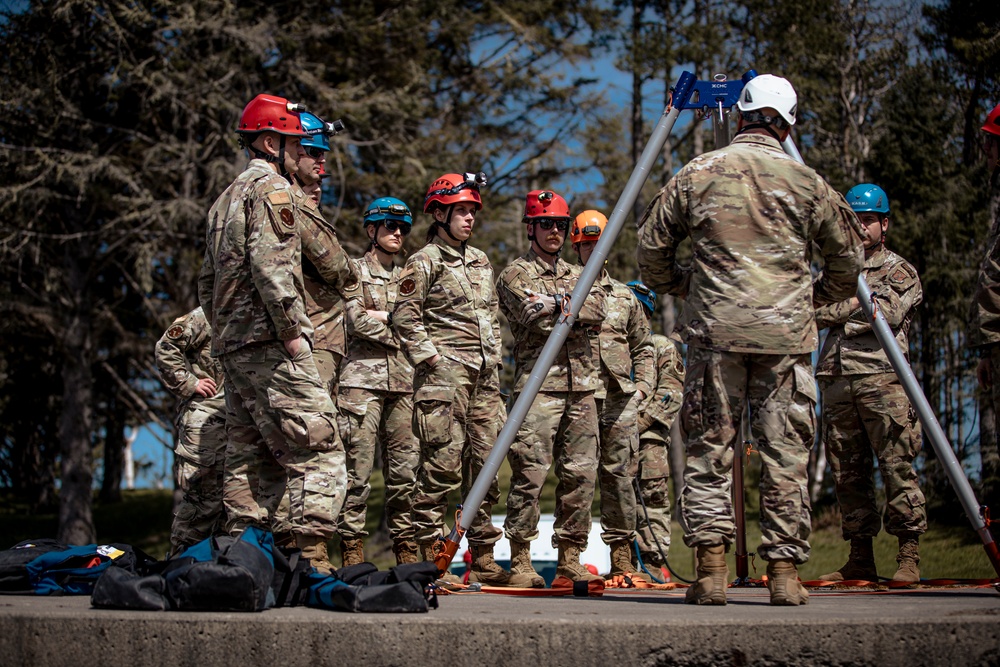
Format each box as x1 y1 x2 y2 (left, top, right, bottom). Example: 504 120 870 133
99 356 127 503
57 251 96 545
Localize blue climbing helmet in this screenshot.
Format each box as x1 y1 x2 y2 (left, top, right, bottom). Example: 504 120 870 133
300 112 330 152
845 183 890 216
363 197 413 227
627 280 656 316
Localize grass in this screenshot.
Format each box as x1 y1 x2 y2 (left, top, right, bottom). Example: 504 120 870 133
2 470 997 582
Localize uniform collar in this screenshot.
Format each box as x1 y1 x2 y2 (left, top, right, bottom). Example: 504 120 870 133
864 245 888 269
364 250 393 278
731 133 784 152
527 247 570 277
432 236 467 261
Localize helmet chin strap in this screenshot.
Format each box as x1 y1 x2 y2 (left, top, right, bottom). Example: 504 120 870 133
371 222 400 256
436 205 466 248
248 135 293 183
530 234 561 260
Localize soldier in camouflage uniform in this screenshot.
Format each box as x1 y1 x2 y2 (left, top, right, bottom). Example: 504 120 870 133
971 103 1000 535
155 307 227 554
570 210 654 580
197 94 347 573
637 75 864 605
499 190 607 586
263 112 356 548
393 172 525 587
627 282 685 576
337 197 420 566
816 184 926 584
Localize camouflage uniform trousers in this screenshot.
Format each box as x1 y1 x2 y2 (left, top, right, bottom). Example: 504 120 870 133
170 396 228 551
504 391 600 548
596 389 640 545
337 387 419 543
220 341 347 539
820 372 927 540
410 357 505 547
266 349 343 536
635 424 672 565
680 346 815 564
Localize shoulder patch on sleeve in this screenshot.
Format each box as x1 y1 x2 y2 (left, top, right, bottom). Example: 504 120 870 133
267 191 292 206
279 207 295 228
166 325 185 340
400 277 417 296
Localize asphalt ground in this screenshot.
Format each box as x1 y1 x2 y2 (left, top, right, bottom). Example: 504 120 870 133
2 583 998 666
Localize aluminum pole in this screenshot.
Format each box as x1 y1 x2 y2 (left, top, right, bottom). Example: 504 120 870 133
733 407 751 583
784 137 1000 577
432 72 700 573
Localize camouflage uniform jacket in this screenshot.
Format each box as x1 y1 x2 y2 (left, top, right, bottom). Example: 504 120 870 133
815 246 920 376
969 179 1000 349
392 237 501 371
595 270 654 399
154 307 225 418
637 333 685 435
498 249 607 393
294 184 357 355
198 159 311 356
636 133 864 355
340 251 414 394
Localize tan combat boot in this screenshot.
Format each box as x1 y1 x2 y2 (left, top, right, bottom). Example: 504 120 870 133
608 540 651 583
818 537 877 582
766 559 809 606
418 540 461 585
296 535 333 575
892 538 920 583
468 544 535 587
339 538 365 568
509 539 546 588
392 540 419 565
685 544 729 605
556 541 603 583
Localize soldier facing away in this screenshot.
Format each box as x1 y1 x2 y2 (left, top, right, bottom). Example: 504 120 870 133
816 184 926 584
197 94 347 573
154 306 227 555
571 210 655 581
627 282 685 577
636 74 864 605
392 172 522 586
337 197 420 566
498 190 608 586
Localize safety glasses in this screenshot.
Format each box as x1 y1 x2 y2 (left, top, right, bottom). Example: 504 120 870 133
382 220 412 236
303 146 326 159
535 218 569 232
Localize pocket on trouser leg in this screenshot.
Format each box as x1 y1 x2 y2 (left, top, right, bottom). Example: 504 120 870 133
412 385 455 445
276 410 339 452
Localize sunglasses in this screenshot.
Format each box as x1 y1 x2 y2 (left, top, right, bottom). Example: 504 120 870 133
382 220 412 236
535 218 569 232
303 146 326 159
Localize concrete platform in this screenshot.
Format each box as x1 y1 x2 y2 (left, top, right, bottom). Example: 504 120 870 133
1 585 998 666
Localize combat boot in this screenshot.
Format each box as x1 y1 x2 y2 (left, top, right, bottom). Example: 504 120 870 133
272 531 296 550
608 540 651 583
339 537 365 568
392 540 419 565
296 534 333 575
509 539 546 588
418 540 462 585
468 544 535 587
685 544 728 605
556 541 603 583
892 538 921 583
818 537 877 582
766 559 809 606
